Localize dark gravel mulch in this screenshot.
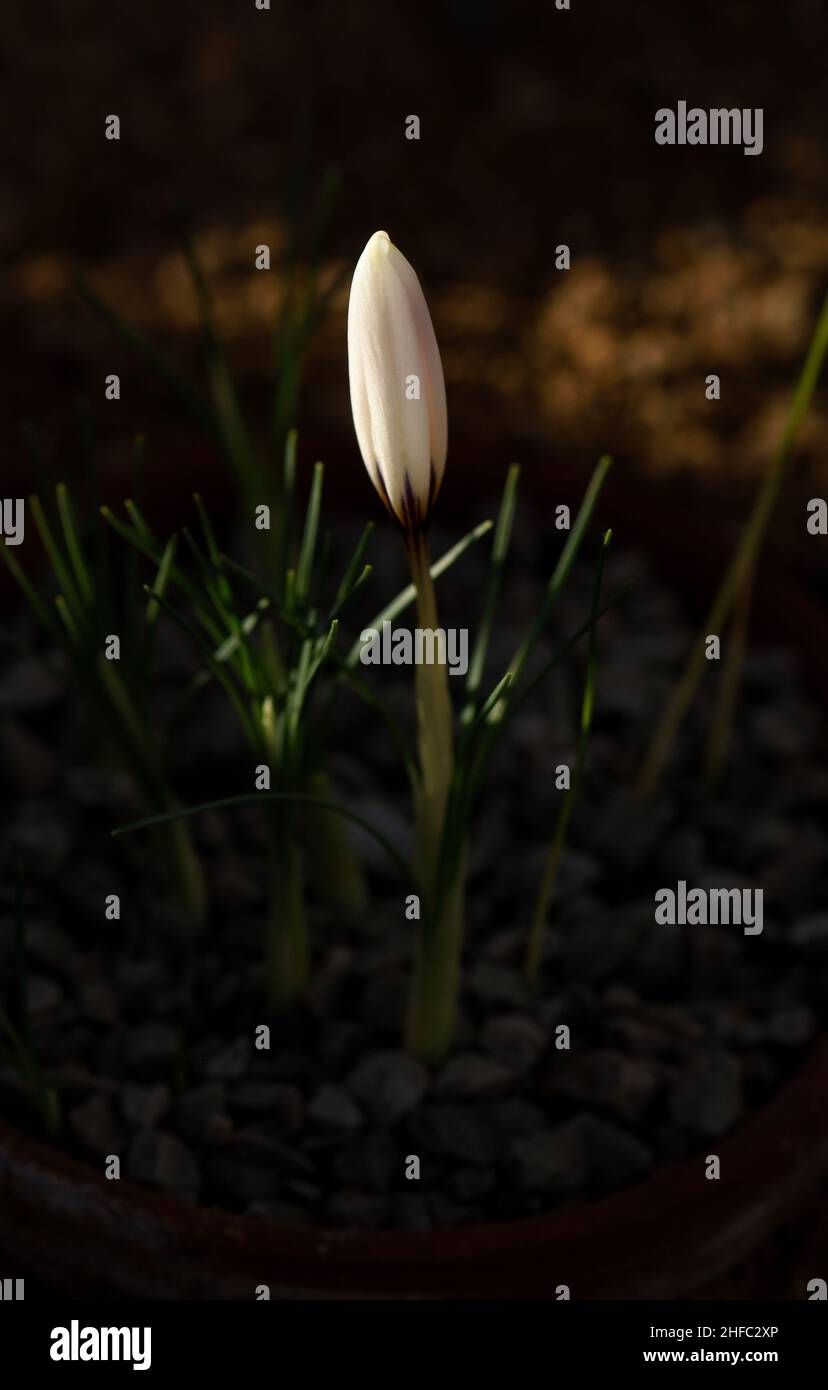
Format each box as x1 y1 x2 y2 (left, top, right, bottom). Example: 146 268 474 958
1 527 827 1231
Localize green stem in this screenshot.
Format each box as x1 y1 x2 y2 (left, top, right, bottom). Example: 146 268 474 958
303 769 367 912
404 531 462 1062
96 655 207 931
266 823 308 1006
406 853 465 1064
526 529 609 981
157 807 208 931
705 561 755 786
407 533 454 872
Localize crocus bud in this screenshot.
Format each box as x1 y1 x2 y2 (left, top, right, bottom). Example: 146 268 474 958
348 230 447 532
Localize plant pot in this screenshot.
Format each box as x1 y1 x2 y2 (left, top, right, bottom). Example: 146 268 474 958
0 1033 826 1299
1 463 825 1299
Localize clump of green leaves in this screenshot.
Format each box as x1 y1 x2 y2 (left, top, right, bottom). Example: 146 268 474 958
1 467 206 930
111 441 496 1008
105 435 371 1002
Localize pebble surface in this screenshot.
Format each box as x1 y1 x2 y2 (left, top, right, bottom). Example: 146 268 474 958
1 542 826 1230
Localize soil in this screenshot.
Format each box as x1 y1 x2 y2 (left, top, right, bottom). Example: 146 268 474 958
1 517 827 1232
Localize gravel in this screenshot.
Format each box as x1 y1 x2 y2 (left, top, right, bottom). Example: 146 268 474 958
670 1054 744 1137
346 1052 429 1125
2 542 826 1234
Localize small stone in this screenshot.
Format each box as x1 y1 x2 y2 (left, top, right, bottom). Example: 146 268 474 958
670 1053 743 1137
359 973 408 1034
409 1104 498 1165
482 928 522 963
128 1132 200 1203
563 907 640 982
332 1132 397 1194
79 981 119 1026
121 1084 171 1129
116 959 167 1008
468 963 529 1010
1 720 56 792
176 1083 227 1139
791 914 828 955
23 922 76 976
326 1192 390 1228
212 854 266 913
488 1097 549 1143
126 1022 179 1077
590 789 672 872
657 828 705 882
429 1193 481 1226
347 1051 429 1126
548 1049 661 1123
482 1015 546 1073
27 974 62 1016
232 1081 303 1133
206 1154 279 1205
69 1094 123 1155
65 766 136 812
206 1038 250 1081
0 657 63 713
752 705 816 759
346 796 413 877
570 1113 653 1190
769 1006 815 1047
435 1052 513 1100
602 984 640 1011
319 1021 367 1071
508 1125 586 1195
307 947 354 1016
307 1084 363 1133
544 848 601 902
10 810 70 879
284 1178 323 1204
60 862 127 927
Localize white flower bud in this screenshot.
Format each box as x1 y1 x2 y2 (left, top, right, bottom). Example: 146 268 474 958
347 231 447 531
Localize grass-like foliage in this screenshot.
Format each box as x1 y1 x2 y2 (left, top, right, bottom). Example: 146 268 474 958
108 435 497 1008
640 287 828 794
1 461 206 930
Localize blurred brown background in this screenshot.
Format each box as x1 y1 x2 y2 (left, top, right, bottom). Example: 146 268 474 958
4 0 828 575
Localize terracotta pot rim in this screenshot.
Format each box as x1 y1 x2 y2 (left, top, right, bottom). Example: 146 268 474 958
1 1034 826 1298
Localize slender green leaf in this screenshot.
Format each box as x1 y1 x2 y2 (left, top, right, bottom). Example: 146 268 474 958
462 465 520 722
56 483 95 609
330 523 374 619
295 461 324 607
114 791 412 884
526 530 611 979
345 519 493 667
